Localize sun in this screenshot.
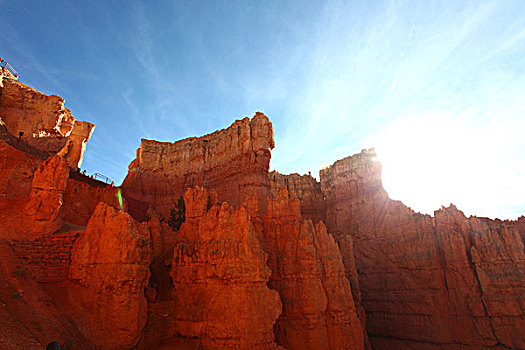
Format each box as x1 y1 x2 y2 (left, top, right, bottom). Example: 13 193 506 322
367 111 522 218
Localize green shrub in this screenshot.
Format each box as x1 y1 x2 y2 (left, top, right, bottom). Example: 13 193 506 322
168 195 186 231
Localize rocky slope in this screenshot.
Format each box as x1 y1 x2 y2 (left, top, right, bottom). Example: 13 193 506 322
0 74 523 350
0 67 94 169
69 203 152 349
121 113 274 222
320 149 525 350
256 188 365 349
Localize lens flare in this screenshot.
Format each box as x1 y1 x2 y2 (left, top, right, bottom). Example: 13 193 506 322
117 188 123 211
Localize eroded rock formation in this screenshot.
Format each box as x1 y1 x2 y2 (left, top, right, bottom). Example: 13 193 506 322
0 155 69 239
162 187 282 349
255 188 365 350
62 177 119 226
1 75 523 350
0 137 42 199
320 149 525 350
121 112 274 222
269 171 326 223
69 203 152 349
0 73 94 169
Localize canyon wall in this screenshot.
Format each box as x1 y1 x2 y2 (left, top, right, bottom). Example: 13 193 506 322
63 177 119 226
161 187 282 349
268 170 326 223
0 136 42 199
255 188 365 350
121 112 274 222
320 149 525 350
0 72 94 169
130 118 366 349
1 73 523 350
69 203 152 349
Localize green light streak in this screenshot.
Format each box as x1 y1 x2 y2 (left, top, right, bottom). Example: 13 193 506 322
117 188 123 211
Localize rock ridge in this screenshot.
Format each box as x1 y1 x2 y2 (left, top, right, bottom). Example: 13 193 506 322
121 112 274 221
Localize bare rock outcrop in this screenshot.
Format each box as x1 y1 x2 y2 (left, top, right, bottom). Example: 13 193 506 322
121 112 274 222
246 188 365 350
25 155 70 235
269 171 325 223
0 139 42 199
2 73 523 350
68 203 152 349
150 187 282 349
0 75 94 169
56 121 95 170
0 241 93 349
320 149 525 350
0 155 69 239
62 178 119 226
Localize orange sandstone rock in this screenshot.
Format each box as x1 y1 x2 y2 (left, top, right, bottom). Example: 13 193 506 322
0 241 93 349
55 120 95 170
161 187 282 349
24 155 70 236
320 149 525 350
254 188 365 350
0 75 94 168
121 113 274 222
69 203 152 349
269 171 326 223
62 178 119 226
0 139 42 199
0 155 69 239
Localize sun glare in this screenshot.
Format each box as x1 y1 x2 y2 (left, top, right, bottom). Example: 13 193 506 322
368 111 523 218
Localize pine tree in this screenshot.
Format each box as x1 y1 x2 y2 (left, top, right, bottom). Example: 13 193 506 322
168 195 185 231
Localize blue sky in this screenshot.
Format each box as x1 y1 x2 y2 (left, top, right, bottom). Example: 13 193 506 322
1 0 524 219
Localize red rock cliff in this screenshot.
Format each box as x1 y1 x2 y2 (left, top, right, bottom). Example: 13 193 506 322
69 203 152 349
150 187 283 349
121 112 274 222
2 74 523 350
0 73 94 169
320 149 525 350
269 171 326 223
252 188 365 350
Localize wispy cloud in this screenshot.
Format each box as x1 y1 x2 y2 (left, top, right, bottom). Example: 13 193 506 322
269 0 525 218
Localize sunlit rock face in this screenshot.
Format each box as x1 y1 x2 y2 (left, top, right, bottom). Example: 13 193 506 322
1 75 523 350
0 138 42 199
320 149 525 350
0 155 70 239
69 203 152 350
121 112 274 222
159 187 282 349
269 171 326 223
254 188 365 350
0 74 94 169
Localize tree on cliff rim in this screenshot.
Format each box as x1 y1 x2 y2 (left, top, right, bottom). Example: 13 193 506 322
168 195 185 231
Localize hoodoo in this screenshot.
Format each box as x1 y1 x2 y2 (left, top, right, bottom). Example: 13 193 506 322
0 70 523 349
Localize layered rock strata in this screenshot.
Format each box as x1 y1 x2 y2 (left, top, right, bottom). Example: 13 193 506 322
320 149 525 350
268 171 325 223
69 203 152 349
252 188 365 350
0 74 94 169
1 73 523 350
0 155 69 239
121 112 274 222
0 242 93 349
62 177 119 226
0 138 42 199
160 187 282 349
